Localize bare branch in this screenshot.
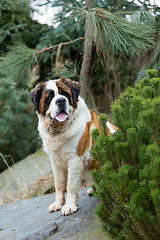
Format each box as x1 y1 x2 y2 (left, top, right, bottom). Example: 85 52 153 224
37 37 84 55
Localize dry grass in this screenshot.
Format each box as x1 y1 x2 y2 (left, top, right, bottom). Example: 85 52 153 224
0 153 54 205
0 171 54 205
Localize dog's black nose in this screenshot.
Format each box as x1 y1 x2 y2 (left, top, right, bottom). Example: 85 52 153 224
56 97 66 106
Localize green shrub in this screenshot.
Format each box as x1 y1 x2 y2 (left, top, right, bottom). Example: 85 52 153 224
92 69 160 240
0 72 39 172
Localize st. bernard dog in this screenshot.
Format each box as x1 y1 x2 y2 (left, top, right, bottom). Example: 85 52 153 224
30 78 117 216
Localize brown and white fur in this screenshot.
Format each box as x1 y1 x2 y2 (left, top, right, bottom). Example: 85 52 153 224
30 78 117 216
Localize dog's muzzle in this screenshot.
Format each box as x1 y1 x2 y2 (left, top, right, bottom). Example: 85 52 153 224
50 97 69 123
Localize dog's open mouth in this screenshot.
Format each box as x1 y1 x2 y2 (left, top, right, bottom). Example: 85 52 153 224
50 110 68 123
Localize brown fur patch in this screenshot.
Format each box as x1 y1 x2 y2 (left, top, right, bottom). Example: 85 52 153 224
88 159 100 170
76 110 117 171
30 82 47 114
89 110 100 129
76 121 91 157
38 83 48 115
76 110 100 157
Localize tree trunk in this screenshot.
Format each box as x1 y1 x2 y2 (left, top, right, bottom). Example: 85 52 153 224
79 0 93 102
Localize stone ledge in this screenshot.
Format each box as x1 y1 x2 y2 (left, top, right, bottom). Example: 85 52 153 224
0 187 108 240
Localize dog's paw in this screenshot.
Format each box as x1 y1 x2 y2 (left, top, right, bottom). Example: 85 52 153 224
48 201 63 212
61 202 78 216
87 187 93 196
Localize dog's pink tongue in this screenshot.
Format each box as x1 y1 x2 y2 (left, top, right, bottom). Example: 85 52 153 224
55 112 68 122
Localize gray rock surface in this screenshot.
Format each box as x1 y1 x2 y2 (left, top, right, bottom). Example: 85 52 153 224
0 148 51 202
0 187 108 240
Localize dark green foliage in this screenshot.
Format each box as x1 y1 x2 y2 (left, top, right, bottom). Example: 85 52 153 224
92 69 160 239
0 42 38 88
0 72 39 172
0 0 47 172
0 0 59 82
0 0 42 51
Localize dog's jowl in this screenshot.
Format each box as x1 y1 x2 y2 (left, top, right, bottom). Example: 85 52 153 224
30 78 117 215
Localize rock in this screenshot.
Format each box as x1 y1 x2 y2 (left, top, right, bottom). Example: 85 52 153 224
0 187 108 240
0 148 51 203
22 222 58 240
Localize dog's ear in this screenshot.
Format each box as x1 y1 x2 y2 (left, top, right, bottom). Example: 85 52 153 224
64 79 81 105
30 83 44 112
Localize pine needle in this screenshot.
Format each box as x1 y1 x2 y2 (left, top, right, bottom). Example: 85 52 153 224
85 7 155 60
131 10 155 25
0 42 38 81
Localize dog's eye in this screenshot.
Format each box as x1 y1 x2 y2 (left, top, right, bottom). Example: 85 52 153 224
61 90 70 101
45 91 54 105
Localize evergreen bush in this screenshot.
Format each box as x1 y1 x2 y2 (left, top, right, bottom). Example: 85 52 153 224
91 69 160 240
0 71 39 172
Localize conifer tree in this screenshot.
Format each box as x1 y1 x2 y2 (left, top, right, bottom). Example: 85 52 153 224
0 4 156 101
0 71 38 172
91 69 160 240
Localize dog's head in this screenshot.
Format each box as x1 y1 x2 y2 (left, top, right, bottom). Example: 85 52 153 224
30 78 81 133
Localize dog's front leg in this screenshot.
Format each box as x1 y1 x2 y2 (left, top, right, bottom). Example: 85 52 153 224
61 157 84 216
48 164 67 212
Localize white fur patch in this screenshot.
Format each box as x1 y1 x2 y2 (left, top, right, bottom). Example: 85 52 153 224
46 80 59 94
106 121 116 134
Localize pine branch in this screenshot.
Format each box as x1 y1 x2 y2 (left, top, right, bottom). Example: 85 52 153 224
0 37 84 81
84 7 155 61
0 42 37 81
37 37 84 54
